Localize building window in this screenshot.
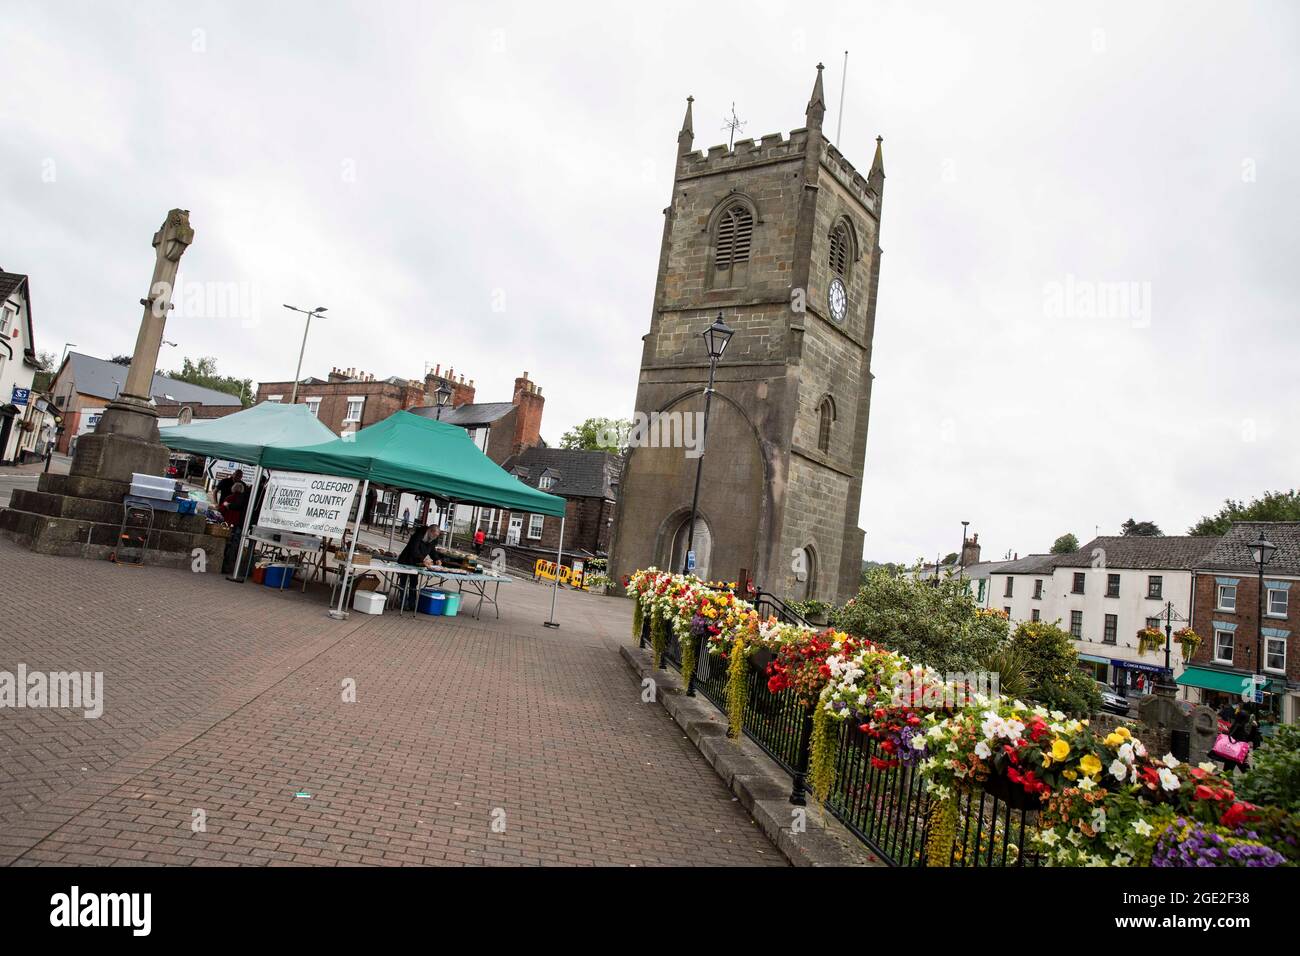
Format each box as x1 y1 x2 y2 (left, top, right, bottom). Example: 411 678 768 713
306 398 321 417
1072 572 1086 594
1264 636 1287 673
711 201 753 288
796 546 818 601
828 221 851 277
668 514 712 580
527 513 544 539
1003 606 1012 617
1031 608 1041 622
1146 617 1161 630
538 475 556 491
1103 614 1118 644
1033 579 1043 600
344 397 365 423
816 396 835 454
1267 587 1288 618
1147 575 1163 599
976 579 986 603
1214 629 1234 664
1217 584 1237 612
1004 576 1014 598
265 394 283 404
1106 574 1120 598
1070 610 1083 638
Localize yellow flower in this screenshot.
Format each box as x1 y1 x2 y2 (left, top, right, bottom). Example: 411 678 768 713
1079 754 1102 777
1051 739 1070 761
1063 769 1077 780
1041 753 1052 768
1115 726 1131 740
1104 732 1123 747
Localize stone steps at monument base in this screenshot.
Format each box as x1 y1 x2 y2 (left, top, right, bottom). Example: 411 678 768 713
0 506 226 572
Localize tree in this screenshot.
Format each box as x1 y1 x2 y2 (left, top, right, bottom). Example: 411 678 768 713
1120 518 1163 537
164 356 253 407
1238 724 1300 813
32 350 57 393
942 551 959 565
1189 490 1300 536
1050 533 1079 554
833 566 1009 674
559 417 631 452
109 354 132 366
1008 620 1102 717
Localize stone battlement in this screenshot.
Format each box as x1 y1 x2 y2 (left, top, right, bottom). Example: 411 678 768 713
820 141 878 213
678 128 811 178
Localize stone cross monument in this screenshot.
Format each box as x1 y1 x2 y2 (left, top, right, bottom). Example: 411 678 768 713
70 208 195 487
0 208 225 569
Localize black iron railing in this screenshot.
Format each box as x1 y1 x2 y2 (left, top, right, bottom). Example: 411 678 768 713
636 607 1041 866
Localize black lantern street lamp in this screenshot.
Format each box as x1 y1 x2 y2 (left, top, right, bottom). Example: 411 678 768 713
434 381 453 419
1248 531 1276 708
684 312 733 695
959 520 970 579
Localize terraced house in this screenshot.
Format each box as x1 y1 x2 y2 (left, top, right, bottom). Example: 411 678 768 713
1183 522 1300 725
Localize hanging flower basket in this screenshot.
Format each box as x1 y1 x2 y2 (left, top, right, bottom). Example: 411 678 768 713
978 768 1043 811
1173 627 1201 659
1136 627 1164 656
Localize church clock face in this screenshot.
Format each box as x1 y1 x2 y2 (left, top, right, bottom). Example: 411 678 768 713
828 277 847 323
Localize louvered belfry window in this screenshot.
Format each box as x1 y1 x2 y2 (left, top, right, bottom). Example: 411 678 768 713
712 202 753 286
828 222 850 277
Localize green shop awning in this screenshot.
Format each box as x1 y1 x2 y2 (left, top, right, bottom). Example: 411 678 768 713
259 409 568 517
159 401 335 465
1079 654 1111 665
1176 666 1286 695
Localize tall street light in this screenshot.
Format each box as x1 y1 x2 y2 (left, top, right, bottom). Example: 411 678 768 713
684 312 733 696
959 519 970 578
282 304 327 403
434 380 453 419
1248 531 1276 711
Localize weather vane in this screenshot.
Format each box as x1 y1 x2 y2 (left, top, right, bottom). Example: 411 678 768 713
722 102 746 149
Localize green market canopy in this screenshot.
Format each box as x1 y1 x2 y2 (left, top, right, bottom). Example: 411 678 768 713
159 401 336 465
259 409 567 517
1175 665 1287 695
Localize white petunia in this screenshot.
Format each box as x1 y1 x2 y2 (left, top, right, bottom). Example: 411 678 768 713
1197 761 1216 773
1162 753 1179 769
1158 767 1180 791
1132 818 1153 837
974 741 992 759
1109 759 1128 781
1078 776 1096 792
1118 743 1134 764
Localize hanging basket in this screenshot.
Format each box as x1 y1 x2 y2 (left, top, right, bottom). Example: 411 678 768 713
1173 627 1201 659
1136 628 1164 656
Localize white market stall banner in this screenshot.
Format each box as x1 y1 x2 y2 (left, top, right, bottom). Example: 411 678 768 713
259 473 360 538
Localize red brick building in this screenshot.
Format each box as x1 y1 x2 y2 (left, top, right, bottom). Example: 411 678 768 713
489 447 621 562
1183 521 1300 726
255 363 476 435
406 372 545 465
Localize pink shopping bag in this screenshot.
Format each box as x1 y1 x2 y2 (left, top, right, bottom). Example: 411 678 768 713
1210 733 1251 763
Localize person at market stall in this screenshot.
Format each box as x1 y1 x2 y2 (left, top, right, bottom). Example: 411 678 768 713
394 524 441 610
473 526 486 554
215 468 243 504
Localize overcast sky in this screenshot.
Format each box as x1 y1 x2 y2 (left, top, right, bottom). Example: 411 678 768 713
4 1 1298 563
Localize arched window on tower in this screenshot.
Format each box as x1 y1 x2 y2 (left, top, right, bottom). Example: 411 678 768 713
796 545 818 601
711 201 754 288
817 396 835 454
828 221 851 278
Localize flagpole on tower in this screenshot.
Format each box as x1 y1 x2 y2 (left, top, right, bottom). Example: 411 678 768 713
836 50 848 145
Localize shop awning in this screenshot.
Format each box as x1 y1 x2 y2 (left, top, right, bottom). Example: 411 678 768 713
1176 666 1286 694
259 409 567 517
159 402 335 465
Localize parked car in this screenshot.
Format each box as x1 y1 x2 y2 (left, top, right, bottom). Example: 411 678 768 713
1095 680 1130 716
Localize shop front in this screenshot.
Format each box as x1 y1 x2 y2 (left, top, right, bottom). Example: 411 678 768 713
1111 658 1171 699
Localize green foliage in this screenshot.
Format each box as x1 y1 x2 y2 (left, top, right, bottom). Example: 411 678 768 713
1237 723 1300 813
164 356 253 406
981 644 1031 701
789 598 832 622
109 354 132 366
650 608 668 668
32 350 57 392
1120 518 1163 537
1007 620 1102 717
1050 533 1079 554
1189 490 1300 536
942 551 959 565
832 567 1009 673
559 417 631 452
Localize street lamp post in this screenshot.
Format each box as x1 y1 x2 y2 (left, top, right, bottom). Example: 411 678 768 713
959 520 970 578
1248 532 1276 710
282 304 328 403
683 312 733 696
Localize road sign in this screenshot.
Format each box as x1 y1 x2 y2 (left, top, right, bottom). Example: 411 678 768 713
11 386 30 406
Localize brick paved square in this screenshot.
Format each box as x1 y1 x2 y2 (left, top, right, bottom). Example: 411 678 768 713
0 538 780 866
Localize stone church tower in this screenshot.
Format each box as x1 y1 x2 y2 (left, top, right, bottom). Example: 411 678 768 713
608 65 885 603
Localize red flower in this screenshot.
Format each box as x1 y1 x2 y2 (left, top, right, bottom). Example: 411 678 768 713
1220 801 1258 829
